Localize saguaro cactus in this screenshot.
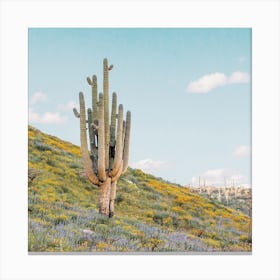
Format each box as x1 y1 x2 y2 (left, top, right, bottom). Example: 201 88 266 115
73 58 131 217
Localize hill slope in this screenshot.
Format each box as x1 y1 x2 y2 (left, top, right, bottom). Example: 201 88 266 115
28 126 252 253
189 186 252 216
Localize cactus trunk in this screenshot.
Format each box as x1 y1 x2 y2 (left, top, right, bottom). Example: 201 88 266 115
109 181 117 217
74 58 131 218
99 177 111 216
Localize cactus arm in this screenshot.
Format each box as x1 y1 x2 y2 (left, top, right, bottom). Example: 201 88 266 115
122 120 126 145
103 58 110 170
122 111 131 173
110 104 123 177
87 77 92 86
91 123 99 130
97 93 106 182
88 120 98 175
110 92 117 146
87 108 96 152
92 75 98 123
111 161 123 183
73 108 80 118
79 92 99 185
109 92 117 170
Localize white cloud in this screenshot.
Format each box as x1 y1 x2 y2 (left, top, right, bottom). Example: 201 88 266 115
228 72 250 84
30 92 47 105
29 108 67 124
187 71 250 93
29 92 69 125
191 168 249 187
57 101 79 111
130 158 167 174
233 145 251 157
187 72 227 93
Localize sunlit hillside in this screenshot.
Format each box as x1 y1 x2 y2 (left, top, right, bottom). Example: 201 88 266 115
28 126 252 253
188 187 252 216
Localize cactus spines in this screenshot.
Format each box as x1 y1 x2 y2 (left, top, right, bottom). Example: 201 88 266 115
74 59 131 217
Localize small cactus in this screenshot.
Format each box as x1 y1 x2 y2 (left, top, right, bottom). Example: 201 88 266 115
73 58 131 217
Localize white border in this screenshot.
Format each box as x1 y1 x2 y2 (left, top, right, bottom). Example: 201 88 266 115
0 1 279 279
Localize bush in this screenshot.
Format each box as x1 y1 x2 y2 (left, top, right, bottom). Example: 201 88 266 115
54 214 69 225
152 212 169 225
69 162 80 169
115 193 124 204
33 140 53 152
46 158 56 167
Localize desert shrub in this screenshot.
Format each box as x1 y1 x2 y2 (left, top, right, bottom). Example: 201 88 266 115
143 238 165 251
189 228 205 237
120 184 133 193
140 183 152 192
46 157 56 167
146 192 161 201
32 140 53 152
203 238 221 249
153 203 167 211
29 154 42 163
115 193 124 204
152 211 169 225
69 162 80 169
239 234 252 243
95 214 110 225
54 214 69 225
58 185 69 193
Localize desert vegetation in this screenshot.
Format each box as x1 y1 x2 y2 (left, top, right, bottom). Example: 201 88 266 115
28 126 251 252
189 186 252 216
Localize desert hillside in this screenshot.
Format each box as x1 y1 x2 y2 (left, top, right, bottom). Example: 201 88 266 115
188 186 251 216
28 126 252 252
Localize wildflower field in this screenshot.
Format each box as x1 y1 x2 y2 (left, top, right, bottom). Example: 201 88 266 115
28 126 252 253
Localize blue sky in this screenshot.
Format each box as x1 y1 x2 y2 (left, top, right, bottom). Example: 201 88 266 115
28 28 251 187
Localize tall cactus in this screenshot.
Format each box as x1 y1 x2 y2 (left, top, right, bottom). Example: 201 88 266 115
73 58 131 218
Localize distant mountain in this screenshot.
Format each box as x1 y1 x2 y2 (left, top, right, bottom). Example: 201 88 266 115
28 126 252 253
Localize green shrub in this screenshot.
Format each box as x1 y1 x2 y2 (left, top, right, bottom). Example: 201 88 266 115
116 193 124 204
152 212 169 225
